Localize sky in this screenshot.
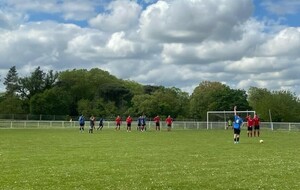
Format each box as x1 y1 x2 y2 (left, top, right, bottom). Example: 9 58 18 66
0 0 300 95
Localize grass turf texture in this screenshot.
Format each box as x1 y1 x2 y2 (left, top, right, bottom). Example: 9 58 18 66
1 128 299 190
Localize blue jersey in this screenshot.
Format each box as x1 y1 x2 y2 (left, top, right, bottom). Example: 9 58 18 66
233 115 243 129
79 116 85 125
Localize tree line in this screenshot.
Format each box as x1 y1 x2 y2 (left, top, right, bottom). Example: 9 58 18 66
1 66 300 122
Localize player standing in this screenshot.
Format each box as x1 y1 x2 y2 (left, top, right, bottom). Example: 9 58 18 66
78 114 85 133
154 115 160 131
115 115 121 131
246 115 254 137
233 106 243 144
141 115 146 132
253 114 260 137
165 115 173 132
137 116 142 131
89 115 95 133
126 115 132 132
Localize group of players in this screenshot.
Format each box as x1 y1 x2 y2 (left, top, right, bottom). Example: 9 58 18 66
78 114 173 133
232 106 261 144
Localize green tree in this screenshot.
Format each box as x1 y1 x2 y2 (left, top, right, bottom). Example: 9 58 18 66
0 95 25 114
30 87 71 115
190 81 250 120
248 87 300 122
3 66 19 95
129 87 189 119
18 67 58 99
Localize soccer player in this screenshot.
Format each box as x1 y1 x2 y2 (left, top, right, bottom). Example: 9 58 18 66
115 115 121 131
141 115 146 132
154 115 160 131
253 114 260 137
137 116 142 131
233 106 243 144
89 115 95 133
165 115 173 132
126 115 132 132
227 119 232 130
97 117 104 130
246 115 254 137
78 114 85 133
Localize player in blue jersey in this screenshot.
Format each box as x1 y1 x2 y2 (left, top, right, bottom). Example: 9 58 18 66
78 114 85 133
233 106 243 144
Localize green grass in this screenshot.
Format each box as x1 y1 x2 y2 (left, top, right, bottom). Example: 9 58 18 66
1 128 300 190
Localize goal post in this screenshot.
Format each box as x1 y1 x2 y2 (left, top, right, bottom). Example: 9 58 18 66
207 110 256 130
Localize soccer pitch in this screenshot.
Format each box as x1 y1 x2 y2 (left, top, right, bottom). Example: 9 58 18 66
1 128 299 190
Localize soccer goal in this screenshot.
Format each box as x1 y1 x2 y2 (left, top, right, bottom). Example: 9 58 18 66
206 110 256 130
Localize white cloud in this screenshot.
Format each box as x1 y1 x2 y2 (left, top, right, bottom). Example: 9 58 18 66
0 0 300 97
139 0 253 43
89 0 142 32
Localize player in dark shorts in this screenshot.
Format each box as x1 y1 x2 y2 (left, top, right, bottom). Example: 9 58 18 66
246 115 254 137
141 115 146 132
233 106 243 144
97 118 104 130
115 115 121 131
253 114 260 137
78 114 85 133
154 115 160 131
137 116 142 131
126 115 132 132
165 115 173 132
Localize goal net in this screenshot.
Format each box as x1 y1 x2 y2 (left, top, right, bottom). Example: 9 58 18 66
206 110 256 130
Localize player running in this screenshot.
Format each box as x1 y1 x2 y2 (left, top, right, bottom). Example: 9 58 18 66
233 106 243 144
97 117 104 130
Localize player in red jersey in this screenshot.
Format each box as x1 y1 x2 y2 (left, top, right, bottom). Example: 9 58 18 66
115 115 121 131
153 115 160 131
246 115 254 137
165 115 173 132
126 115 132 132
253 114 260 137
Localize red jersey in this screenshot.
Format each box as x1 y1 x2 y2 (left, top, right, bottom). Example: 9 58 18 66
115 116 121 124
126 117 132 124
246 116 254 127
165 117 173 125
154 116 160 123
253 116 260 126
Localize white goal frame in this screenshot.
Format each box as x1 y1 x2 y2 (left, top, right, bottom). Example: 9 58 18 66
207 110 256 130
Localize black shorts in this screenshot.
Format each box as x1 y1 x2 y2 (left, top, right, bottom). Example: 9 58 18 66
254 125 260 130
234 128 240 135
127 123 131 127
167 124 171 127
80 123 84 127
155 122 160 127
247 126 253 131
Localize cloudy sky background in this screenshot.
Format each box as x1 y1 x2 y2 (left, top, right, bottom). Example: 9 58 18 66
0 0 300 95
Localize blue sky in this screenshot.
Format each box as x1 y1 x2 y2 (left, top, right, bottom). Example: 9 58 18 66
0 0 300 96
253 0 300 27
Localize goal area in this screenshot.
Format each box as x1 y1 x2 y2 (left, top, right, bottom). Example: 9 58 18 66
206 110 256 130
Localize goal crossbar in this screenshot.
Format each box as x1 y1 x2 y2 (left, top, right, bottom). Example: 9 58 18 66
207 110 256 130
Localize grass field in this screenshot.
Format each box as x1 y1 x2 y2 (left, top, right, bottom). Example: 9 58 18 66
1 128 300 190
